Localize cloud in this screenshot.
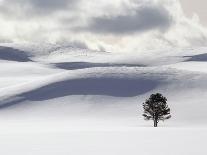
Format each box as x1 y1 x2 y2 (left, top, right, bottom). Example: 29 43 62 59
0 0 207 52
85 5 173 34
30 0 71 9
28 0 77 13
0 0 78 15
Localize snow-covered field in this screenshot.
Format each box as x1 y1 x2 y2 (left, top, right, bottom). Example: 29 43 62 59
0 44 207 155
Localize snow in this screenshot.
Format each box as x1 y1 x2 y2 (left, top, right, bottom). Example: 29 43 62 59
0 125 206 155
167 61 207 73
0 43 207 155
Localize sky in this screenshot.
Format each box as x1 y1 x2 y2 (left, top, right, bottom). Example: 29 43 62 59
0 0 207 52
180 0 207 26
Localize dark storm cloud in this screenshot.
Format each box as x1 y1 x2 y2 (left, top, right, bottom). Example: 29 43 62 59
85 6 173 34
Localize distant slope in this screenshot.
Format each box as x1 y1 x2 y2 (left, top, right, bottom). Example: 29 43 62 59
0 44 207 127
0 46 31 62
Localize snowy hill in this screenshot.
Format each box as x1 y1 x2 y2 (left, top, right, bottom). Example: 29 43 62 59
0 43 207 155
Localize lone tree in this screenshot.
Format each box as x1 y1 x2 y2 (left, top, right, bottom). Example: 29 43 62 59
142 93 171 127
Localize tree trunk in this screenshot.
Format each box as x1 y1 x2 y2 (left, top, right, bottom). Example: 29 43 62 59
154 119 158 127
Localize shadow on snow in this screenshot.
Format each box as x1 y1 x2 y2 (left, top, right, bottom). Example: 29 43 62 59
0 46 31 62
53 62 145 70
184 53 207 62
0 77 160 108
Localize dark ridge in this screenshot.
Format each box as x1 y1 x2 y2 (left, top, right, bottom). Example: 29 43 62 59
53 62 146 70
0 46 31 62
184 53 207 62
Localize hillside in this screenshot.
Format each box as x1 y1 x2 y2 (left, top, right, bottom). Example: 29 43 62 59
0 43 207 155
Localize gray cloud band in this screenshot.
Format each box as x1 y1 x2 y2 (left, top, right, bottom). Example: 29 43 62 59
1 0 78 14
82 6 173 35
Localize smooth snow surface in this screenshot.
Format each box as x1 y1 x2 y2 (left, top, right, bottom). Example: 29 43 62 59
0 43 207 155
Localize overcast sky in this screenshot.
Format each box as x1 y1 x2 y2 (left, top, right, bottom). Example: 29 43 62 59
180 0 207 26
0 0 207 52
